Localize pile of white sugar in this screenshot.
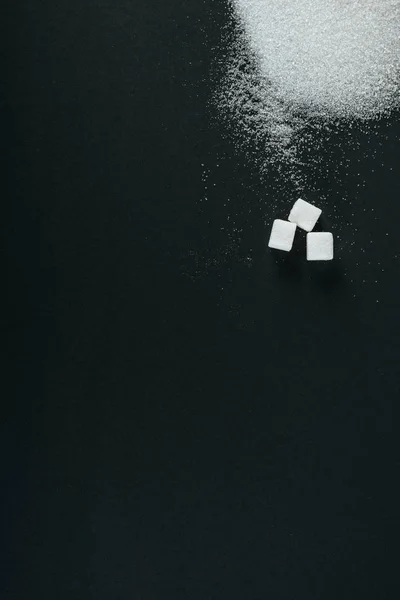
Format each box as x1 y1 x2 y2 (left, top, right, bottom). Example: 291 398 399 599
233 0 399 119
214 0 400 185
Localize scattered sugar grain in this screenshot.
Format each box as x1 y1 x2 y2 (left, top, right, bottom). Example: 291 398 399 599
215 1 400 189
230 0 400 119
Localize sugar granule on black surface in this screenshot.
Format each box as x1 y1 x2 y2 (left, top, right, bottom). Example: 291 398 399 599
216 0 399 184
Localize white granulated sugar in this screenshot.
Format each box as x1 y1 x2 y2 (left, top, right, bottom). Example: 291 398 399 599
268 219 297 252
233 0 400 119
214 1 400 191
288 198 322 232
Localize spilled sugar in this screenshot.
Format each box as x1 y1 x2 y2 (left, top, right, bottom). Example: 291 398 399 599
233 0 400 119
214 0 400 189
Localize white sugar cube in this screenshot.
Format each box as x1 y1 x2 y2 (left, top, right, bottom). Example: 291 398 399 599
307 232 334 261
268 219 297 252
288 198 322 232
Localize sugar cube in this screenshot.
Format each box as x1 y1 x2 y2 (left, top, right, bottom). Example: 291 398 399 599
268 219 297 252
288 198 322 232
306 232 334 261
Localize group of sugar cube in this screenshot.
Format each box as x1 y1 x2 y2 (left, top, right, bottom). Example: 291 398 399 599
268 199 333 261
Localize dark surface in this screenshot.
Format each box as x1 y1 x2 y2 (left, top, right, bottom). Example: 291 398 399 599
3 1 400 598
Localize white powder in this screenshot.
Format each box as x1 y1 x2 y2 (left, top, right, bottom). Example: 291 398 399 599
233 0 399 119
214 0 400 187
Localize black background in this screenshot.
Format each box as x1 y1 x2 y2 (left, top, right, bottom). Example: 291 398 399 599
3 1 400 598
